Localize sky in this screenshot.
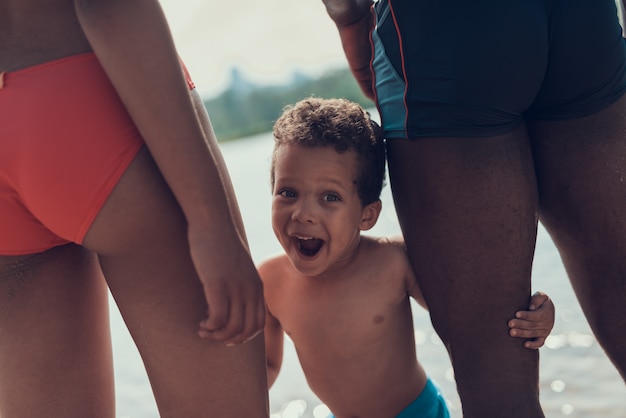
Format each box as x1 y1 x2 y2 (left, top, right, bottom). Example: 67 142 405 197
159 0 350 98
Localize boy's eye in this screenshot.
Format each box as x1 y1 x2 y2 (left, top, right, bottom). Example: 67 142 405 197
323 193 341 202
278 189 296 198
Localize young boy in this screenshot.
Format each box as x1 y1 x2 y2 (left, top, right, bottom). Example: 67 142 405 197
261 97 555 418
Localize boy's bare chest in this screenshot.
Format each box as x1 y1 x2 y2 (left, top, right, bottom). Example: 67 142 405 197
268 275 410 347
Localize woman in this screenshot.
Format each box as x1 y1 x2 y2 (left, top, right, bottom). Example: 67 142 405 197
0 0 269 416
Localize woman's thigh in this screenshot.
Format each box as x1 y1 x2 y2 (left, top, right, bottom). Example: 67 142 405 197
82 146 268 417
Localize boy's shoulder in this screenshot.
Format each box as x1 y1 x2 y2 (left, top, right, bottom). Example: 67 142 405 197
364 235 426 308
361 235 408 257
360 235 412 274
257 253 293 282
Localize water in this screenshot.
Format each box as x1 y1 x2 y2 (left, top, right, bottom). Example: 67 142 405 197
111 131 626 418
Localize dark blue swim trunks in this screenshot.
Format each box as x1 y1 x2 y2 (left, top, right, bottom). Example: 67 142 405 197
371 0 626 138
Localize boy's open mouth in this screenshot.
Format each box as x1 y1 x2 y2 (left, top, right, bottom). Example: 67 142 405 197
293 236 324 257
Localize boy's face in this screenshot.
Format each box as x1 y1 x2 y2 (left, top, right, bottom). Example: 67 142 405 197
271 143 379 278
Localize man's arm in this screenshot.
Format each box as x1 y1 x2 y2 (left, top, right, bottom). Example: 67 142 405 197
74 0 264 344
322 0 376 99
508 291 555 349
619 0 626 37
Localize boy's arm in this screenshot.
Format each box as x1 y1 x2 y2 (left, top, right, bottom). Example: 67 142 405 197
258 259 285 387
74 0 264 344
508 291 555 349
387 236 429 310
407 271 428 311
322 0 376 99
264 308 284 388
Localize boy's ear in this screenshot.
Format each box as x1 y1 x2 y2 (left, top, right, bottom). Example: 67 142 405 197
359 199 382 231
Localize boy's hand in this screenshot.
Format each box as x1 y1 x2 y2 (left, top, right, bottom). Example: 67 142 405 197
508 291 555 349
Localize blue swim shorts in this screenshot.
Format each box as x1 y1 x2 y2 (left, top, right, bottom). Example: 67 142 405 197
371 0 626 138
328 377 450 418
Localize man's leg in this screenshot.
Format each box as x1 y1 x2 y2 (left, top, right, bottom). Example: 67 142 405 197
529 94 626 381
386 124 544 417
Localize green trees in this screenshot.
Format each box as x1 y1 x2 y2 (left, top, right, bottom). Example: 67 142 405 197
203 67 372 141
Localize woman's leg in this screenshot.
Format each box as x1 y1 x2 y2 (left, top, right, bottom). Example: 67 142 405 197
529 94 626 381
82 144 269 417
386 124 543 417
0 244 114 418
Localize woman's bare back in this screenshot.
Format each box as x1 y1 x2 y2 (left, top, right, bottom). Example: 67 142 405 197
0 0 91 71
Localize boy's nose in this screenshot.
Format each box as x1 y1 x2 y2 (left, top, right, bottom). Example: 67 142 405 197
291 200 316 224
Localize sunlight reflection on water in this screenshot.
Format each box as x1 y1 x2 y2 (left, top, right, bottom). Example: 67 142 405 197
545 332 595 350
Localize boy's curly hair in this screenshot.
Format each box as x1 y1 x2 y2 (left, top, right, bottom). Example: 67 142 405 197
271 97 386 206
